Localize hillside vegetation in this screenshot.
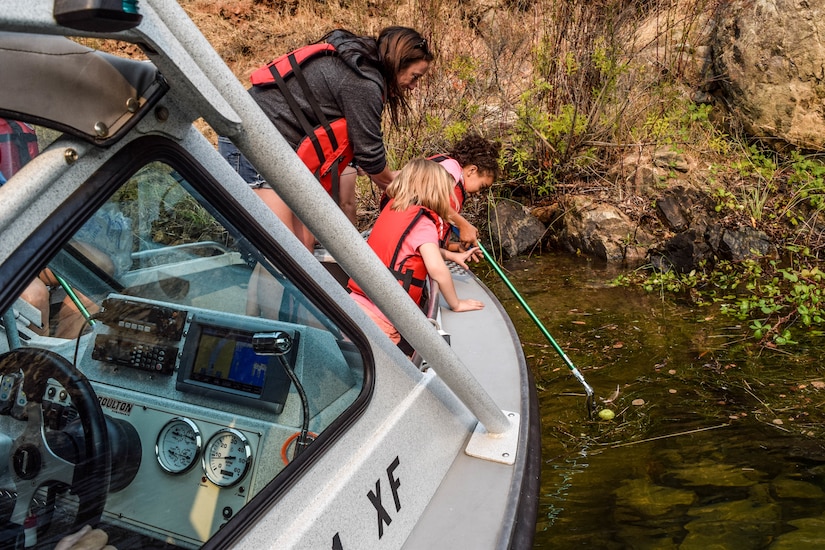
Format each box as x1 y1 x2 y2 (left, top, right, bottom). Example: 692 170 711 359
181 0 719 208
178 0 825 350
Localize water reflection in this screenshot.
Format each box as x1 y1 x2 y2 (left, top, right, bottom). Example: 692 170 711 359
475 251 825 549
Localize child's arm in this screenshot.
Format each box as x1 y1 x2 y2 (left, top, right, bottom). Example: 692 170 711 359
449 207 478 249
419 242 484 312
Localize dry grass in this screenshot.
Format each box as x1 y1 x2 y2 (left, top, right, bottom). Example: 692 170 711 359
180 0 537 139
175 0 729 230
180 0 719 154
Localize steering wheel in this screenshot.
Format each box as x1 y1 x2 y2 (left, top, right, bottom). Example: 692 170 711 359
0 348 110 532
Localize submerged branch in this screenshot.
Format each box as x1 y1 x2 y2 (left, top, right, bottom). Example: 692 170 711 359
610 423 730 448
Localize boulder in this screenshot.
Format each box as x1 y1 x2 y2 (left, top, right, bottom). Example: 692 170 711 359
487 199 547 258
711 0 825 150
650 228 711 273
608 148 697 197
558 195 654 264
651 223 778 273
707 224 778 262
655 185 715 233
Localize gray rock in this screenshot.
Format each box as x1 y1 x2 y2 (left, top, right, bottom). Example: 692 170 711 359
712 0 825 150
487 199 547 258
650 228 711 273
656 185 714 233
558 195 654 264
711 224 778 261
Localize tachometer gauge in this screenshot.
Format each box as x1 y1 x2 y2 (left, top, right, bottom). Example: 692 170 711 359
203 428 252 487
156 417 202 474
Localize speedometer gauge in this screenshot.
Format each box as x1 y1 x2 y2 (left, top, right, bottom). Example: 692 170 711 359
156 417 202 474
203 428 252 487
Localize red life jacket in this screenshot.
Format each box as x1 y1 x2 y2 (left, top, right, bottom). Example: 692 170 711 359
250 43 354 205
0 119 39 180
348 200 443 307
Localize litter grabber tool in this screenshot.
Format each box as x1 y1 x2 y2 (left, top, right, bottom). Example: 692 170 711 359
454 228 597 417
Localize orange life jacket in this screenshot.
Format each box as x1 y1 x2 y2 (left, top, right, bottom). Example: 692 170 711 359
348 200 443 307
250 43 354 204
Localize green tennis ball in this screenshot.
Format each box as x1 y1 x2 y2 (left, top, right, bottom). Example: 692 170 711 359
598 409 615 420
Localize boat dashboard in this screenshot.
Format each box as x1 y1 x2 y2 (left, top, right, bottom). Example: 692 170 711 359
1 289 362 547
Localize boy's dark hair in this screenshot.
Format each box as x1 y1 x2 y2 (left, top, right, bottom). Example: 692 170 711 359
448 133 501 181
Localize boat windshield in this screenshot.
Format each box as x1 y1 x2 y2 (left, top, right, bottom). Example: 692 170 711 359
0 139 367 548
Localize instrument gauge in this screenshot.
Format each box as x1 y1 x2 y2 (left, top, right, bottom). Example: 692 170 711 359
156 417 202 474
203 428 252 487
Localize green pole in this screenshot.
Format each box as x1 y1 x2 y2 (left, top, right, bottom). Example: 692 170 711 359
53 272 95 327
474 239 595 406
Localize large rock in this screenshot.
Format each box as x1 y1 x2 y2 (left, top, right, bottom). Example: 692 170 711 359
487 199 547 258
609 149 697 197
652 223 778 273
558 195 653 264
650 228 711 273
706 224 778 262
656 185 715 233
712 0 825 150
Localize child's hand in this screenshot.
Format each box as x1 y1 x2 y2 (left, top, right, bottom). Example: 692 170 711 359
452 298 484 312
463 246 482 264
445 247 482 270
457 224 479 250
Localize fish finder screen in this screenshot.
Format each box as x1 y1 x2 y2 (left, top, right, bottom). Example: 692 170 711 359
190 326 267 395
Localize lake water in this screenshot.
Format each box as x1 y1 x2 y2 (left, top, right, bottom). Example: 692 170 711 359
477 251 825 549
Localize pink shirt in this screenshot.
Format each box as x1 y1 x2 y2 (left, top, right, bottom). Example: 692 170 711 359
353 213 439 326
439 157 462 185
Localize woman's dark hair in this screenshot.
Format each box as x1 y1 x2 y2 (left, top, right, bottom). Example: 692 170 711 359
377 26 433 125
449 133 501 180
320 27 432 126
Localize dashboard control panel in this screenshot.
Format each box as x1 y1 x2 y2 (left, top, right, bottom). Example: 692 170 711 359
92 334 178 374
91 298 188 377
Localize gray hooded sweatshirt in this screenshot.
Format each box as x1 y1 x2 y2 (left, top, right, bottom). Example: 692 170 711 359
248 30 388 176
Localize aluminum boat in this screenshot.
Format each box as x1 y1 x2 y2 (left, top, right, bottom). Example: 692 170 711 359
0 1 540 548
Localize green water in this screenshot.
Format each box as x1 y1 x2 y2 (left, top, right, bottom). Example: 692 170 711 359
477 251 825 549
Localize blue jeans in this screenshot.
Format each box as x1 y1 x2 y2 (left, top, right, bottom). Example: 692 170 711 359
218 136 267 187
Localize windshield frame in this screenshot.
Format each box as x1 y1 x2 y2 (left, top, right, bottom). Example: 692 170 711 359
0 133 376 547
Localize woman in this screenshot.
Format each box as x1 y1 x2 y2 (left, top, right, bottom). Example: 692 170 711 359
220 26 433 250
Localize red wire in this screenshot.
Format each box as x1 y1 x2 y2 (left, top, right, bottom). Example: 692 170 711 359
281 431 318 464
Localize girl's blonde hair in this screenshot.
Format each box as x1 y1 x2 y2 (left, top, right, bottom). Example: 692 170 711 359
386 158 454 222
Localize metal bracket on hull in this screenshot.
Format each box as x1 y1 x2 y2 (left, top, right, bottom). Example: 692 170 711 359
464 410 520 465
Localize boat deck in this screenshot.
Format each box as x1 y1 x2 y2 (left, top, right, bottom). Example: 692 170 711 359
405 264 540 548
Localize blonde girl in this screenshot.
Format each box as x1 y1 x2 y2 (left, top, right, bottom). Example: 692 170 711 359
348 158 483 345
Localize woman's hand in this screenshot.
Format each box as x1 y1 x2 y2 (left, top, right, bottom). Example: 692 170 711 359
368 166 399 190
